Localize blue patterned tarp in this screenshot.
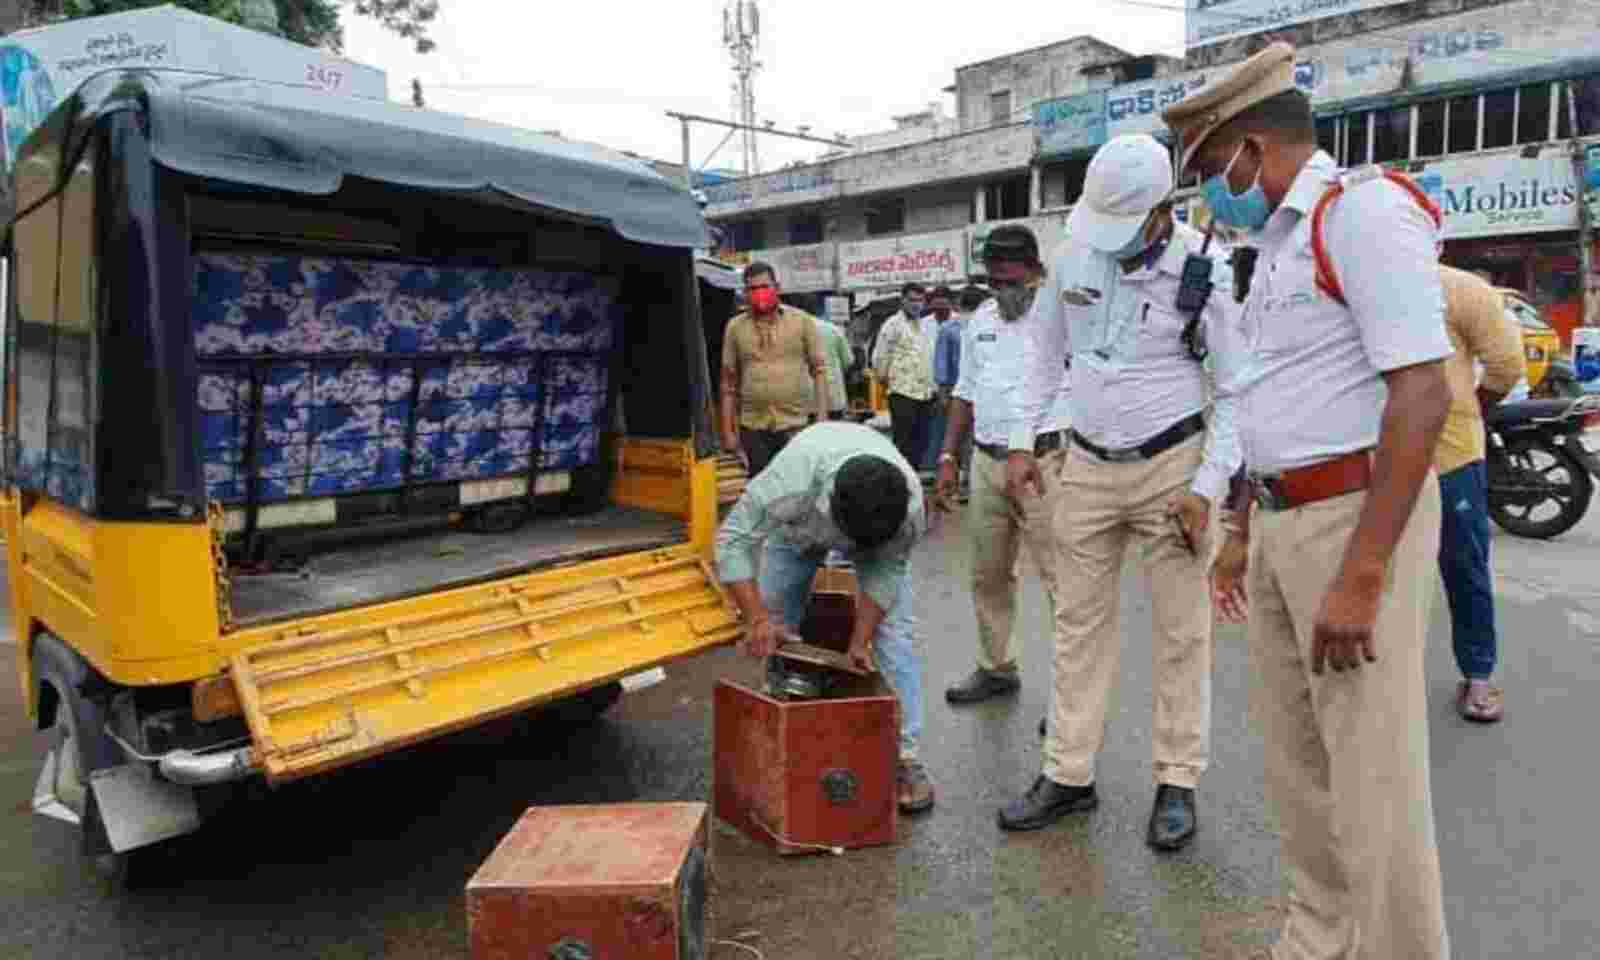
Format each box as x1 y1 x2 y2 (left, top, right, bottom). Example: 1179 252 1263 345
195 253 617 504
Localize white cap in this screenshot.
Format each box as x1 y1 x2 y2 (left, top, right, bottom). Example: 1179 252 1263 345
1065 134 1174 252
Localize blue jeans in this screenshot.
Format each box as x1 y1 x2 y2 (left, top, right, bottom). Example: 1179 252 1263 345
1437 460 1497 680
758 538 922 760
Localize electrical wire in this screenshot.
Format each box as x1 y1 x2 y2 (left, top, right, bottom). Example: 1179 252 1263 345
711 939 767 959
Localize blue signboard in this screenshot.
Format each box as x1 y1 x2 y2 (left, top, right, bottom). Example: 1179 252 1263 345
1033 91 1107 159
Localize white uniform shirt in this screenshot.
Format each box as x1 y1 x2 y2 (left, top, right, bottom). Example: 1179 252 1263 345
955 296 1071 447
1233 151 1452 474
1009 220 1244 502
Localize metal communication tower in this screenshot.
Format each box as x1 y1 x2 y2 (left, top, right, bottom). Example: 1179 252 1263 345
722 1 762 176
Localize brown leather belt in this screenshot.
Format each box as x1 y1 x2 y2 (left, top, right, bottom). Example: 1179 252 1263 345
1251 450 1373 512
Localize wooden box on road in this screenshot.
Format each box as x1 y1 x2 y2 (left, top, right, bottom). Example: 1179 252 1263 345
713 677 898 855
466 802 708 960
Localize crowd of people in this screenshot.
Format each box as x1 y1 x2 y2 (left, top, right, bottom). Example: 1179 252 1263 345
711 42 1524 959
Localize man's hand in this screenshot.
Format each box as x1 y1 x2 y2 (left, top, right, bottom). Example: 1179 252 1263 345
1006 451 1042 500
936 456 960 505
1312 568 1385 674
1168 491 1210 556
847 634 875 673
743 615 785 658
722 431 744 466
1210 531 1248 623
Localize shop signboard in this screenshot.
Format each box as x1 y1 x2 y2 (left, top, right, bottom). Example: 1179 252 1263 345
1585 142 1600 224
1413 149 1581 240
1117 3 1600 141
747 242 836 293
838 230 968 291
1186 0 1409 49
1033 91 1107 159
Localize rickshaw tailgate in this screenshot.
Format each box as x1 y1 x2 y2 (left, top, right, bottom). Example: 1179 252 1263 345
228 546 740 783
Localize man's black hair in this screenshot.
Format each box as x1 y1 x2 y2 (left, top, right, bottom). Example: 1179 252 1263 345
1226 89 1316 144
929 285 954 301
901 281 927 297
831 454 910 550
958 285 988 311
982 224 1040 266
744 261 778 285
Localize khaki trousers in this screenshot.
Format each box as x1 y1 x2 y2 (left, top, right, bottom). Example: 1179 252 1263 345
1043 433 1212 790
967 447 1064 672
1248 481 1448 960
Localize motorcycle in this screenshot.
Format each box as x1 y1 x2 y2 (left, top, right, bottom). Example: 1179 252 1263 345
1485 393 1600 539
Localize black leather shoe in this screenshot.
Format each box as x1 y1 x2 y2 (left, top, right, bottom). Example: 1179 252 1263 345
1146 784 1198 851
997 776 1098 831
945 668 1021 704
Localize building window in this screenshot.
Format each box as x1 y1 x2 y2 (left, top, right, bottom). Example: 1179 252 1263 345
1416 100 1446 157
1372 106 1411 163
990 90 1012 127
865 197 905 236
1448 95 1478 153
1344 111 1370 166
788 213 823 246
1565 75 1600 135
1061 154 1093 206
1517 82 1553 144
983 175 1030 221
1482 89 1515 148
722 219 764 252
1316 117 1339 158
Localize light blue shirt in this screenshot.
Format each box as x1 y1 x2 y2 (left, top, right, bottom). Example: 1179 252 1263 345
934 315 963 388
715 422 925 611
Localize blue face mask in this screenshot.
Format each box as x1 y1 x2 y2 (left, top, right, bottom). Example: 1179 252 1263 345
1202 141 1271 231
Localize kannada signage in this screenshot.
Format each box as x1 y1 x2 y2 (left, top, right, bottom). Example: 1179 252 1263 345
838 230 968 291
1033 91 1107 159
1186 0 1409 49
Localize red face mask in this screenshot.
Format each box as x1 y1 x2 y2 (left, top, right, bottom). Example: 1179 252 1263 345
748 287 779 314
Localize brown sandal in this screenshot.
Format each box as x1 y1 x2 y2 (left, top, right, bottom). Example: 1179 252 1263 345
1457 681 1504 723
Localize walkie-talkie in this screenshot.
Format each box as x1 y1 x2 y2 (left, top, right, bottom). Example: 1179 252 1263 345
1176 226 1216 362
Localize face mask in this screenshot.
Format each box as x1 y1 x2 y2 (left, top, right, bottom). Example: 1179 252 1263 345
1201 141 1272 232
904 301 925 319
748 287 779 314
993 283 1036 323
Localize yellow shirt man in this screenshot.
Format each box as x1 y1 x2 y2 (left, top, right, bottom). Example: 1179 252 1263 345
1435 265 1525 474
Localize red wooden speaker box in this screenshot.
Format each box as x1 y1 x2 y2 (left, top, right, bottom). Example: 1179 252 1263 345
466 802 708 960
713 564 899 855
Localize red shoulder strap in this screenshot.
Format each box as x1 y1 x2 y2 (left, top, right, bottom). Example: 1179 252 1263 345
1309 168 1442 306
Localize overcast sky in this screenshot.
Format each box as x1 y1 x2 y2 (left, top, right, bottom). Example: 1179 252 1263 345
339 0 1185 172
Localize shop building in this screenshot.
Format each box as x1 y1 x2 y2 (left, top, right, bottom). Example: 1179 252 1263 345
704 0 1600 339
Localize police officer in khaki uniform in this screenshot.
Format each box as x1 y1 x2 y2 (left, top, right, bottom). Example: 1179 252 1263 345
1165 44 1454 959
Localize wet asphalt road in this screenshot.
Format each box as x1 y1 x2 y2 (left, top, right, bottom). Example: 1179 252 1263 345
3 503 1599 960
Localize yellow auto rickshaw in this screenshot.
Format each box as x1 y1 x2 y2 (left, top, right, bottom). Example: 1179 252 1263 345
1500 288 1562 392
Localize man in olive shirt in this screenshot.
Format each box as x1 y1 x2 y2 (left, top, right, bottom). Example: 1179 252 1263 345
721 262 829 475
816 308 854 420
